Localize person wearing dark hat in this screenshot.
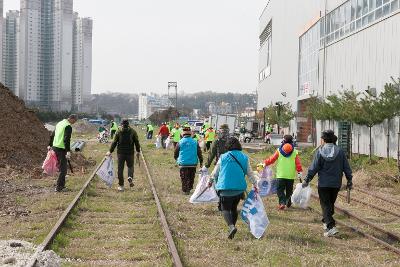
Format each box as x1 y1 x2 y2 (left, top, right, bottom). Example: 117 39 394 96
204 126 216 152
264 135 303 210
106 119 141 191
302 130 353 237
202 124 230 172
49 114 78 192
174 126 203 194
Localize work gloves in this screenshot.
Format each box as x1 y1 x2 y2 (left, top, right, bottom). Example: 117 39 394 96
297 172 303 181
105 151 111 157
47 146 52 151
136 152 141 166
346 180 353 190
66 152 71 160
201 166 208 173
302 180 309 188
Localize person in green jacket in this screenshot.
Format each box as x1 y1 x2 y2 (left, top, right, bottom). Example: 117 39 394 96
48 114 78 192
170 123 182 148
264 135 303 210
146 123 154 139
110 120 118 139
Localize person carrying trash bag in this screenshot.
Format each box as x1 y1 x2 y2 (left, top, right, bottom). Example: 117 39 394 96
170 123 182 148
208 137 258 239
158 122 170 149
264 135 303 210
48 114 78 192
201 124 230 173
106 119 141 192
302 130 353 237
174 126 203 195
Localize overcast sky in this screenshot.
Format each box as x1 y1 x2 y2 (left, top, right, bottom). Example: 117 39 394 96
4 0 267 95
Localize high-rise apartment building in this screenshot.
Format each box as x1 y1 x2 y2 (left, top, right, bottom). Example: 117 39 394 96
0 0 3 83
2 10 20 96
17 0 91 111
72 13 92 111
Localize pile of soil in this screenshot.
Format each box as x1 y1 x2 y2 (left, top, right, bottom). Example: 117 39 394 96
0 84 49 171
70 153 96 172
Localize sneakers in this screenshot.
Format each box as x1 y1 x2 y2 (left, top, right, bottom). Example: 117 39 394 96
55 187 69 192
128 177 134 187
117 186 124 192
278 204 286 210
324 227 339 237
228 225 237 239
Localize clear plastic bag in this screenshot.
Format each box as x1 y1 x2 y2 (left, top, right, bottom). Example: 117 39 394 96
165 136 172 149
96 157 115 187
155 136 162 149
241 189 270 239
190 171 218 203
291 183 312 209
42 150 59 176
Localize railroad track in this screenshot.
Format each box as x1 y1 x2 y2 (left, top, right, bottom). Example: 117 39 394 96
246 154 400 256
26 151 183 267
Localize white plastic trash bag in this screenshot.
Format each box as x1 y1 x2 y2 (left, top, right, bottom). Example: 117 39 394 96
241 189 270 239
199 140 205 149
190 171 218 203
291 183 312 209
257 178 279 197
96 156 115 187
165 136 172 149
155 136 162 149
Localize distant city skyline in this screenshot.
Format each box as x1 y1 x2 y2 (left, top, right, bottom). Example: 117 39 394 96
4 0 267 95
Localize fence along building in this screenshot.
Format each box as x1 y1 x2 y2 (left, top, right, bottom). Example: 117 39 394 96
258 0 400 159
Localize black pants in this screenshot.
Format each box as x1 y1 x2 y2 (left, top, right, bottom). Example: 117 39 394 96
54 148 67 190
277 179 294 206
147 131 153 139
173 141 178 148
219 194 242 226
179 167 196 193
161 135 168 149
117 153 134 186
318 187 340 229
111 130 116 139
205 141 212 151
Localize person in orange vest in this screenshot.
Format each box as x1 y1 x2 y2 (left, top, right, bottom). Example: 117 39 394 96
264 135 303 210
204 126 216 152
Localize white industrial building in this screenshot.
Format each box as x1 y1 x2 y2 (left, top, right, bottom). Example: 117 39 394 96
2 10 19 96
138 93 171 120
258 0 400 159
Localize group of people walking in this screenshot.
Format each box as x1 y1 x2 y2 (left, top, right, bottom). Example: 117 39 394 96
48 115 353 240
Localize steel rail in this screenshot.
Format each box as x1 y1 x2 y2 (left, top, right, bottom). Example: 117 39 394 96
337 192 400 218
355 188 400 206
311 193 400 242
308 206 400 255
140 151 183 267
26 157 107 267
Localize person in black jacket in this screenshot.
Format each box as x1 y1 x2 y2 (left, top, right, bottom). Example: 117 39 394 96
106 119 141 191
302 130 353 237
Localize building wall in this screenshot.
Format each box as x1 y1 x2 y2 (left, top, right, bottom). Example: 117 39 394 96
81 17 92 103
0 0 4 83
20 0 41 103
257 0 323 110
3 11 20 96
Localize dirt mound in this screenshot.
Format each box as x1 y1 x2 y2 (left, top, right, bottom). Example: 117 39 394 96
70 153 96 171
0 84 49 171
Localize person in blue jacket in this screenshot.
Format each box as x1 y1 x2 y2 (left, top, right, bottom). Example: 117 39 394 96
302 130 353 237
174 126 203 195
208 137 258 239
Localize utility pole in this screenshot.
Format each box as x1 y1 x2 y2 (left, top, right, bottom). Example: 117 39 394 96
263 107 267 137
275 101 283 135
